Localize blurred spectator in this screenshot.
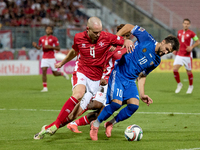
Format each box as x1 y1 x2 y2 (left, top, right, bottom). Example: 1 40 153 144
0 0 6 17
0 39 3 48
41 13 52 26
0 0 85 28
31 0 41 10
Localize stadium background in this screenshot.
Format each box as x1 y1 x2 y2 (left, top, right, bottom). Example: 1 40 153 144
0 0 200 75
1 1 200 150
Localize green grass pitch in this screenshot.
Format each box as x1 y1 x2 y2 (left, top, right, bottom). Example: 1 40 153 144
1 72 200 150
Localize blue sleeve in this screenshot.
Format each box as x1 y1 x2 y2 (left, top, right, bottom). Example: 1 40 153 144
142 65 157 76
131 25 154 43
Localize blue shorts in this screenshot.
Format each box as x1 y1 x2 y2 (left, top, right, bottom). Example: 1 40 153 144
106 70 139 104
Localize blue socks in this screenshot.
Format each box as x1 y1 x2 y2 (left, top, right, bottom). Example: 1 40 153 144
97 102 121 123
115 104 139 122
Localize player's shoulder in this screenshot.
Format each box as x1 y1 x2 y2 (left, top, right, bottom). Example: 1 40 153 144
75 31 86 37
187 29 196 34
39 35 46 39
178 29 183 33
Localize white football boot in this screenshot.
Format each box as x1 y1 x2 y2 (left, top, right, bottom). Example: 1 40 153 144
175 83 183 93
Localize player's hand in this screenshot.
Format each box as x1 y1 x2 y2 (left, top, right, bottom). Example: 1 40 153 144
186 46 193 52
44 45 52 49
109 46 116 52
100 78 107 86
123 39 134 53
140 95 153 106
32 42 37 47
55 62 63 68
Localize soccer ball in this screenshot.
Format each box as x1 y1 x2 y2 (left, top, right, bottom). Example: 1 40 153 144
124 124 143 141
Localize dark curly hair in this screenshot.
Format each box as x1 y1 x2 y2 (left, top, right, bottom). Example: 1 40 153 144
164 35 180 51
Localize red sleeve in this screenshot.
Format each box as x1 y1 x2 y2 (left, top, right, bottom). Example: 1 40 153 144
108 33 124 46
72 34 79 52
191 31 196 38
54 37 59 46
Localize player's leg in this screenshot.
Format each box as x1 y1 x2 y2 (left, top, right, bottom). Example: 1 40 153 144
173 56 183 93
40 59 49 92
50 58 69 79
185 57 193 94
34 72 86 139
67 100 104 133
68 77 100 121
41 67 48 92
104 82 139 138
67 110 100 133
90 71 122 140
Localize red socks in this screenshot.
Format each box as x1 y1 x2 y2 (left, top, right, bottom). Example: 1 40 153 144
46 96 79 129
75 115 90 126
187 72 193 86
43 82 47 88
173 70 180 83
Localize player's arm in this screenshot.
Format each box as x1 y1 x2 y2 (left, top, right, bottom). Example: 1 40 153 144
137 72 153 106
32 42 42 50
116 24 135 53
186 36 200 52
43 45 60 51
116 24 135 36
55 48 78 68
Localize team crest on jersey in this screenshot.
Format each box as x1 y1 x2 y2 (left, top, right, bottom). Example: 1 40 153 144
139 27 145 32
150 61 154 65
49 39 52 42
82 43 86 47
99 42 104 47
42 39 44 42
117 36 120 40
186 34 189 37
118 51 121 54
142 48 147 52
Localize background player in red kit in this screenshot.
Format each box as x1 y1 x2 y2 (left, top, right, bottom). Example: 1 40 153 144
32 25 68 92
66 24 131 133
173 18 200 94
33 17 134 139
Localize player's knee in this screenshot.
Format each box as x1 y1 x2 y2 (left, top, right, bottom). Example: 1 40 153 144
105 102 121 115
126 104 139 117
173 69 178 73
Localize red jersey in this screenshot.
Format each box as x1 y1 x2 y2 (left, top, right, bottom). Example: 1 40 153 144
38 35 59 59
102 46 127 82
177 29 196 57
72 31 124 81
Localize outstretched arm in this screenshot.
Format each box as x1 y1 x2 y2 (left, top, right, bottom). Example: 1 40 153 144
55 49 78 68
137 72 153 106
116 24 135 53
116 24 135 37
32 42 42 50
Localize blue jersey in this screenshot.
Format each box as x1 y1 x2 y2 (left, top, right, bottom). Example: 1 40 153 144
115 25 161 81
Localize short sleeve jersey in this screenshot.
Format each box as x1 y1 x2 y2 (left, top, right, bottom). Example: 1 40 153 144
177 29 197 57
102 46 127 82
72 31 124 81
115 25 161 81
38 35 59 59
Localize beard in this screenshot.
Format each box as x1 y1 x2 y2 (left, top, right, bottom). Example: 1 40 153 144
156 48 165 57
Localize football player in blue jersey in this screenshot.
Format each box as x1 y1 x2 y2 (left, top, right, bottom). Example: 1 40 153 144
90 24 180 141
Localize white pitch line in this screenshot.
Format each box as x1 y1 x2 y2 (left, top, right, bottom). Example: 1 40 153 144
1 108 200 115
176 148 200 150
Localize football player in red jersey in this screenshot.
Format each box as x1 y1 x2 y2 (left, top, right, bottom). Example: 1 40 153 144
173 19 200 94
66 24 131 133
32 25 68 92
33 17 134 140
